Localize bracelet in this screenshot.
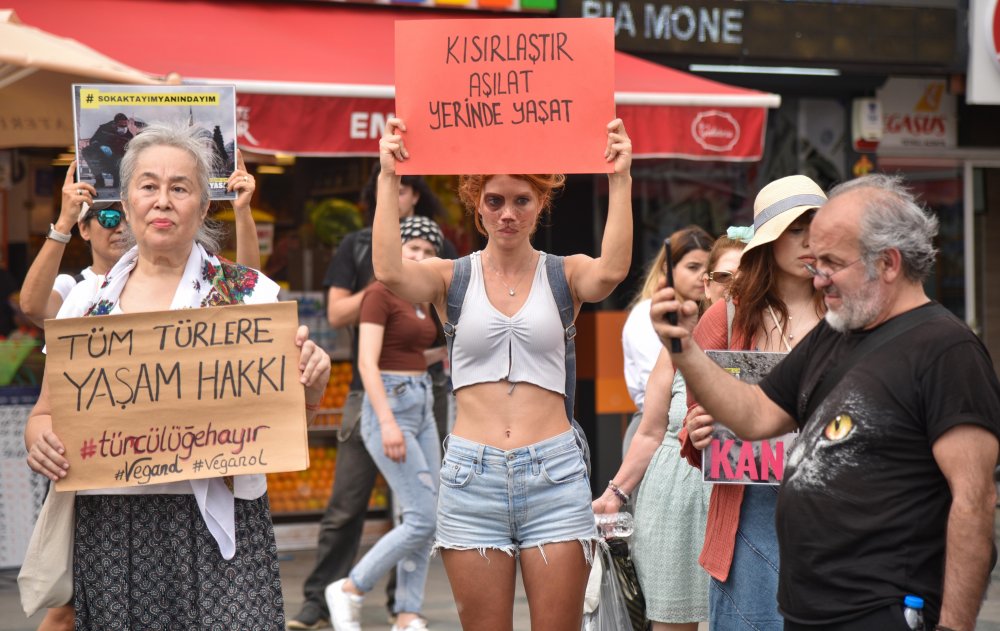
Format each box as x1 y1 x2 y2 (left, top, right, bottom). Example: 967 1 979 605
935 626 958 631
607 481 629 505
46 223 72 244
305 402 321 411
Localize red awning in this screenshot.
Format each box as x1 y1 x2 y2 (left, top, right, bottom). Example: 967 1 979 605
7 0 779 161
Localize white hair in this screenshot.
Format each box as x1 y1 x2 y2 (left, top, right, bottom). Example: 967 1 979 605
827 174 938 282
119 122 226 253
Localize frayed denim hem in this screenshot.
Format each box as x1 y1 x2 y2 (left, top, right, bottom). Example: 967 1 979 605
433 537 599 566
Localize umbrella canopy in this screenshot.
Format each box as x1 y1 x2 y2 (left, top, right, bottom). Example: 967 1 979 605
0 9 163 148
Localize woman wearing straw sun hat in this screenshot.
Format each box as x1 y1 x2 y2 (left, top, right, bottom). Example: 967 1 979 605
677 175 828 630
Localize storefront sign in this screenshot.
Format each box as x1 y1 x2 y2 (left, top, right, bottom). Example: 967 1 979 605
237 95 396 155
877 77 956 149
561 0 958 68
968 0 1000 104
45 302 309 492
394 17 615 174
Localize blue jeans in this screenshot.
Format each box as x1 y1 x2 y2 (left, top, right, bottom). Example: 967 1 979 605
709 485 783 630
351 373 440 614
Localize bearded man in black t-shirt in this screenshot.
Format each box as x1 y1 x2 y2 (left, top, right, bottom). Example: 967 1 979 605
650 174 1000 631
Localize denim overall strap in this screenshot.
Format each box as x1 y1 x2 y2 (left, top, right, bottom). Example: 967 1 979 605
444 255 472 368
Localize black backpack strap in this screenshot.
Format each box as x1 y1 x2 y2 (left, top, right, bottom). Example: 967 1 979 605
803 302 948 421
353 228 374 289
544 253 577 423
444 254 472 367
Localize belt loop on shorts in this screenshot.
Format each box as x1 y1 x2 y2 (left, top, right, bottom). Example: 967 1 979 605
475 444 486 474
528 445 540 476
442 434 451 453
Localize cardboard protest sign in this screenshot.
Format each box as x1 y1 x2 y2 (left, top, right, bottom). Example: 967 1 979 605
45 302 308 492
72 84 237 203
702 351 797 485
394 18 615 175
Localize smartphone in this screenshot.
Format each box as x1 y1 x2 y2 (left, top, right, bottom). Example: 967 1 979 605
663 238 682 353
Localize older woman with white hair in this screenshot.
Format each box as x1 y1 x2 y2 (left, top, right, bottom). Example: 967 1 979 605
24 122 331 630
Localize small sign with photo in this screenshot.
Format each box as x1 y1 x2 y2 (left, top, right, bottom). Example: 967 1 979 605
72 84 238 203
702 350 796 485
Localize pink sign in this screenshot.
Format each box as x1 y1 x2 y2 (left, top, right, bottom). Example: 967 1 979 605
394 17 615 175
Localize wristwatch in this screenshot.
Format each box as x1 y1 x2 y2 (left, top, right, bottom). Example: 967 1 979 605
46 223 72 244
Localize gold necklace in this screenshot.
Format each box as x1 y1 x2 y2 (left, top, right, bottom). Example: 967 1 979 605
485 250 532 297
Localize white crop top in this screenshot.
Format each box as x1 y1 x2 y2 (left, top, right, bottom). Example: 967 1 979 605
450 251 567 395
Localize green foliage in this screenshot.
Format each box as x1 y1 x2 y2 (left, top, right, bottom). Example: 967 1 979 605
307 198 362 247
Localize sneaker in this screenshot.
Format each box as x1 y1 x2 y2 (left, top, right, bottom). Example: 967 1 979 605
391 618 429 631
325 578 363 631
287 601 330 630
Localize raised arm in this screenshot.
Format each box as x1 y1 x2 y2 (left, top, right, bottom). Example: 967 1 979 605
593 348 674 514
933 424 998 630
20 164 91 326
566 119 633 306
228 150 261 269
371 118 448 305
650 283 795 440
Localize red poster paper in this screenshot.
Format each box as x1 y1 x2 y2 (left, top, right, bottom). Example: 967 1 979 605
394 18 615 175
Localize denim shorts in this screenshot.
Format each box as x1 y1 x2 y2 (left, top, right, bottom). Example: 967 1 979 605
435 429 597 559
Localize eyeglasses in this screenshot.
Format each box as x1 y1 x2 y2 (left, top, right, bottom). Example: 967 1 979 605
706 270 735 285
95 209 124 229
804 258 862 281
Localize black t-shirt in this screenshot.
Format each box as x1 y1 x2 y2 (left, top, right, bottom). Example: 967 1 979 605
758 302 1000 625
323 226 458 390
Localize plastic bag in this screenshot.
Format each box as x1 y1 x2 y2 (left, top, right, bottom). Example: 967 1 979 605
581 541 633 631
606 537 649 631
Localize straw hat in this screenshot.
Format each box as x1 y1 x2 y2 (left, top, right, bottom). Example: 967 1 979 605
743 175 827 254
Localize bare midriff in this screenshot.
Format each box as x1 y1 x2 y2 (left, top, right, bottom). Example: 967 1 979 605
453 380 570 449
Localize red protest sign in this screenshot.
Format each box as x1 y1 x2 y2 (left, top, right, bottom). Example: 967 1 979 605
394 18 615 175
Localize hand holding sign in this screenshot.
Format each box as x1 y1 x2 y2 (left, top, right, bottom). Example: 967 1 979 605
685 405 716 451
295 324 332 399
605 118 633 175
25 411 69 483
379 117 409 177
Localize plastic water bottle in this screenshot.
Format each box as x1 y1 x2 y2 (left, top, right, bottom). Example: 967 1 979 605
595 511 634 538
903 594 925 631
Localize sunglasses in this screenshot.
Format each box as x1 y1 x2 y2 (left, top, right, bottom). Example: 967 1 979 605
706 270 735 285
95 209 124 229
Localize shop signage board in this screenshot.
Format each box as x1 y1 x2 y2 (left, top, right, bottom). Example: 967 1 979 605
394 17 616 174
968 0 1000 104
45 302 309 492
237 95 397 156
561 0 958 69
702 351 793 485
876 77 956 150
72 84 238 204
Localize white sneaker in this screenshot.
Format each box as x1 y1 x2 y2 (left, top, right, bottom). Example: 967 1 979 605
391 618 428 631
324 578 363 631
